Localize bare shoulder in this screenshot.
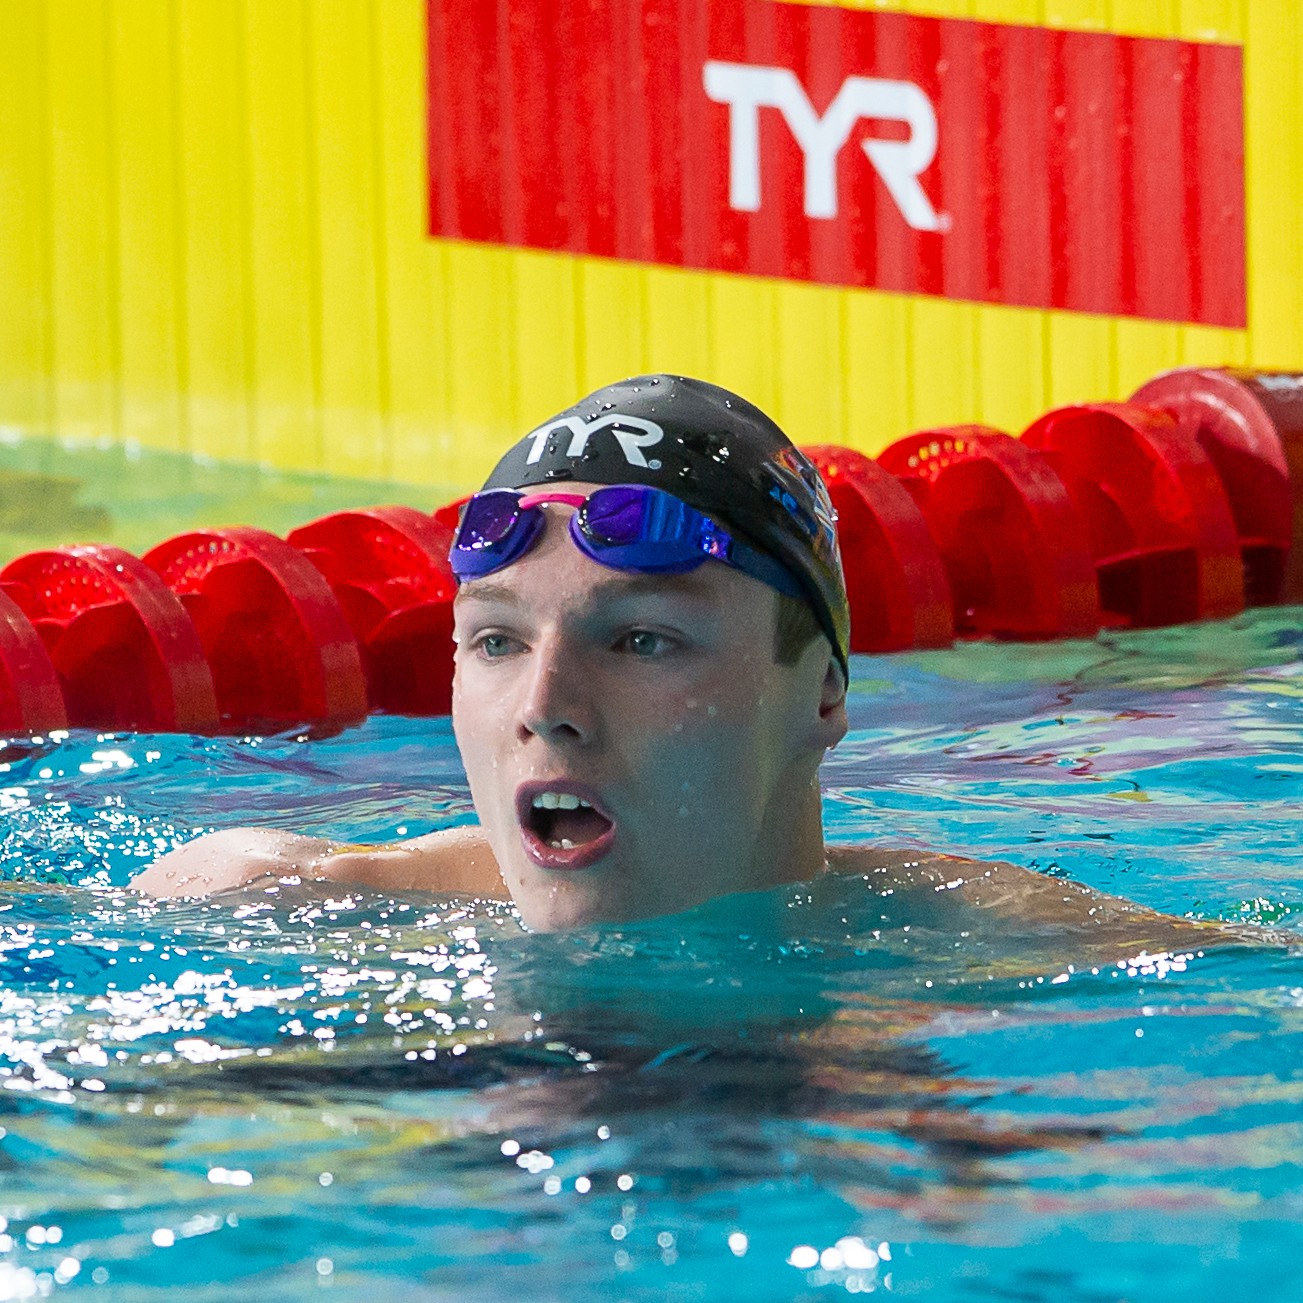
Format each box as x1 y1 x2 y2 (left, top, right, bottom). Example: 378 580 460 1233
826 845 1283 952
133 825 507 901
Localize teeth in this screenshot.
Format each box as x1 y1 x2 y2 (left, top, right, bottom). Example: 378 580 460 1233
531 791 592 810
549 838 576 850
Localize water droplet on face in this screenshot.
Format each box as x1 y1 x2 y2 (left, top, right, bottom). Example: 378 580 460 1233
706 704 717 717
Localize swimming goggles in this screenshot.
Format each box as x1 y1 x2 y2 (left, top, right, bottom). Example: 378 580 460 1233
450 484 805 597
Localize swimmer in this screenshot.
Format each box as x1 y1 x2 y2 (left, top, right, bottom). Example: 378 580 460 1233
132 375 1259 951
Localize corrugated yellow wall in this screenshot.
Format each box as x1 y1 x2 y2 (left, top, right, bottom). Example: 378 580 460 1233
0 0 1296 494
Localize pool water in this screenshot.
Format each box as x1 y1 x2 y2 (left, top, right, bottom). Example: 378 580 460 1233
1 610 1301 1300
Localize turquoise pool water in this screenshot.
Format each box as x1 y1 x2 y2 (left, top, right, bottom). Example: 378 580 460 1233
0 610 1301 1299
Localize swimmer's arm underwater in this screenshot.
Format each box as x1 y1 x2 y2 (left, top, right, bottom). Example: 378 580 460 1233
131 826 509 900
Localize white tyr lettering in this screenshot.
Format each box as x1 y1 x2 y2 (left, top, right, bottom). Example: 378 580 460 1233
702 60 943 231
523 414 665 468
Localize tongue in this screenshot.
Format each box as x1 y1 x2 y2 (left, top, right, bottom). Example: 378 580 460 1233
544 806 611 846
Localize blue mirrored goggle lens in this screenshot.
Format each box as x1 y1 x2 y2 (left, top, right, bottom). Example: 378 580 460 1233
576 486 704 571
451 490 543 579
458 492 521 547
578 485 646 545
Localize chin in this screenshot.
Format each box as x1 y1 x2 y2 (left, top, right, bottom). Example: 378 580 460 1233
515 878 714 933
507 874 632 932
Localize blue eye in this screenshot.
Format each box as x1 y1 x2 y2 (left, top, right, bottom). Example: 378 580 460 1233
618 630 672 657
476 633 517 659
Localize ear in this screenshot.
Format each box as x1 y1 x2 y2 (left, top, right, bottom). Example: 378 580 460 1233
813 657 849 750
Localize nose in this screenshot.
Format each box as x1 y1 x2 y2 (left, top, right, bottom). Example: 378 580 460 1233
516 634 594 745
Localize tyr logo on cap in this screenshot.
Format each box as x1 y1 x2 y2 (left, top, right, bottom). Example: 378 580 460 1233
524 414 665 469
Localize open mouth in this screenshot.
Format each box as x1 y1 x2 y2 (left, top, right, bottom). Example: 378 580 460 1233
517 783 616 870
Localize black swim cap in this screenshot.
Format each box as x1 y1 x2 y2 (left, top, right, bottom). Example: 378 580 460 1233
481 375 850 677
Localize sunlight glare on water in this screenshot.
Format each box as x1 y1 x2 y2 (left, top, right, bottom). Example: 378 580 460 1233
0 611 1300 1299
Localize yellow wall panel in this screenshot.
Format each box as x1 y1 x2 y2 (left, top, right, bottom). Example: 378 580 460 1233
772 281 846 445
1113 319 1184 396
47 0 117 443
0 0 52 434
175 0 253 462
708 277 780 421
511 251 583 433
1106 0 1178 38
975 306 1048 436
1177 0 1244 41
110 0 184 452
375 0 455 492
1043 315 1115 416
842 293 912 449
643 265 714 383
1042 0 1108 30
906 299 977 434
310 0 387 480
575 260 650 406
1244 0 1302 367
442 243 519 487
244 0 321 474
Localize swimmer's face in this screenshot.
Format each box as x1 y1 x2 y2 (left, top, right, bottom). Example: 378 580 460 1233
451 484 848 931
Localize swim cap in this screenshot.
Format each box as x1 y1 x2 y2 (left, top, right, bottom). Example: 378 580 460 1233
481 375 850 676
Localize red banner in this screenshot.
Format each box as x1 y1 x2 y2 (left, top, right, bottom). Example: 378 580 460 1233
427 0 1245 326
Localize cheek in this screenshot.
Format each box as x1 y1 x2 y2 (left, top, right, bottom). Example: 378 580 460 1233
452 673 506 784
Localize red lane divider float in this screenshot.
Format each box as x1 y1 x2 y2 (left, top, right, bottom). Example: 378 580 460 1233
878 426 1100 640
803 445 953 652
0 367 1299 738
142 528 367 735
288 507 457 716
1021 402 1244 628
0 589 67 734
1131 368 1301 605
432 497 470 533
0 546 218 732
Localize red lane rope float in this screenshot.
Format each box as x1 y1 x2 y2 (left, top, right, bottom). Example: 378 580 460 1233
142 528 367 735
878 426 1100 640
0 590 67 734
1021 402 1244 628
802 445 953 652
0 546 218 732
1130 368 1300 606
432 496 470 533
287 507 457 716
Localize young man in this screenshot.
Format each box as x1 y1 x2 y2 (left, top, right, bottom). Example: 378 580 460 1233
133 376 1246 951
